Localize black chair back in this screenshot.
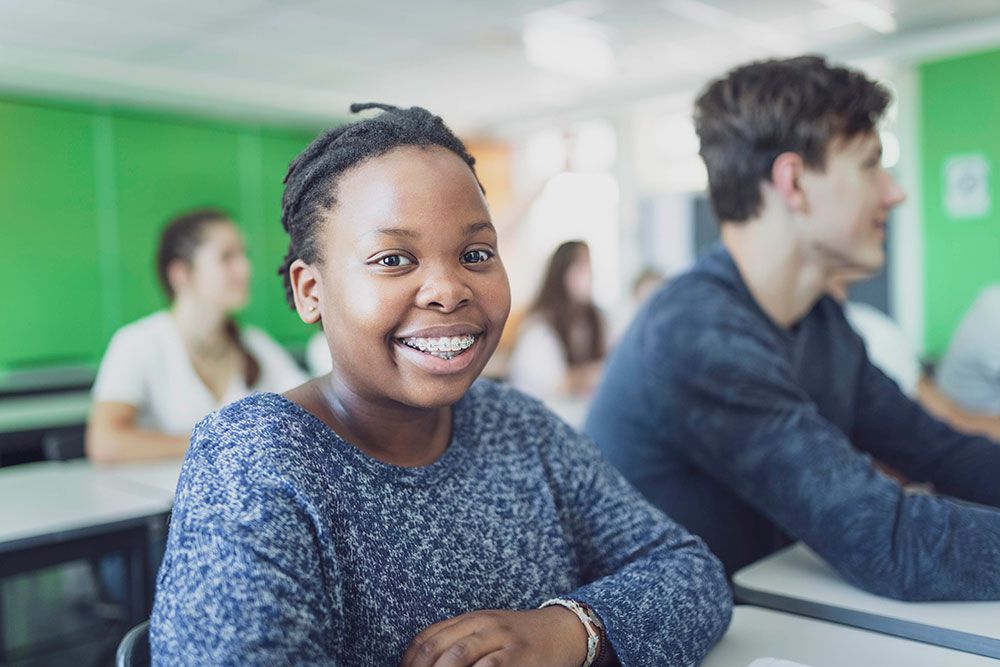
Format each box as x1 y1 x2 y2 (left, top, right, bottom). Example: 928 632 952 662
41 425 86 461
116 620 150 667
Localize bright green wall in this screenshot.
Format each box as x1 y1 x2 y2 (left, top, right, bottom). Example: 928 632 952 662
920 48 1000 357
0 96 322 370
0 102 104 367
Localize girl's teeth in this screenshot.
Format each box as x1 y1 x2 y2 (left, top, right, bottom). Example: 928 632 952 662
402 335 476 358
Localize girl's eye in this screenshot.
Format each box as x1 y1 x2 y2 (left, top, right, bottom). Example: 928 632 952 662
377 254 413 267
462 249 493 264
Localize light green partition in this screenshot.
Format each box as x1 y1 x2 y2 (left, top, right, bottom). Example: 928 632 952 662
0 93 326 371
920 48 1000 357
255 129 320 346
0 100 103 367
109 112 248 324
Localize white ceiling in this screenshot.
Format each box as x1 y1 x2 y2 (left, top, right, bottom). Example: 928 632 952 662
0 0 999 133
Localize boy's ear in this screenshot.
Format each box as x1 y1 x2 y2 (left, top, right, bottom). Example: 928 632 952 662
289 259 323 324
770 151 808 213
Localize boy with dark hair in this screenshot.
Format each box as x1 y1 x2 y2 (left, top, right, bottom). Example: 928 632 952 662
585 56 1000 600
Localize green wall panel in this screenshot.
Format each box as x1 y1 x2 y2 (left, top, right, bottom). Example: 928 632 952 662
0 100 103 368
256 129 320 347
0 91 329 373
920 48 1000 357
109 113 248 325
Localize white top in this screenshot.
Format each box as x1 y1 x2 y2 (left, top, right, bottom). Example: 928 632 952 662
701 606 995 667
306 330 333 376
92 312 307 436
844 302 921 397
937 285 1000 415
507 315 568 400
733 543 1000 653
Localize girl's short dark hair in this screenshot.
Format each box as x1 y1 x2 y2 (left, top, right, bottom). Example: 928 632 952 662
277 103 482 309
694 55 891 223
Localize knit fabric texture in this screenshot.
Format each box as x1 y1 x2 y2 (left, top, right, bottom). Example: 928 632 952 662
151 380 732 666
586 244 1000 600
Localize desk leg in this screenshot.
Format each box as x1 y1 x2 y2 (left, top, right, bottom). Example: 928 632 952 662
125 528 151 626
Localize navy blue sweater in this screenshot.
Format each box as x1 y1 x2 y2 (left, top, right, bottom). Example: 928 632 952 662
151 381 731 665
586 245 1000 600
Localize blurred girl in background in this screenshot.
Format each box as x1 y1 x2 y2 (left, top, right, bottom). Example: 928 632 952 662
508 240 607 401
86 209 306 462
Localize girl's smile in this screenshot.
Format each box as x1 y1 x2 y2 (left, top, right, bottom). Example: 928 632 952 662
291 143 511 413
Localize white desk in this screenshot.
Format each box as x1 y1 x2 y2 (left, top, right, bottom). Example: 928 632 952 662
0 460 172 647
95 459 184 503
733 543 1000 659
702 606 997 666
0 460 171 545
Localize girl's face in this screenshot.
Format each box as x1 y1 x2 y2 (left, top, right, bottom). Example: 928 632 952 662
307 145 510 410
564 248 593 304
179 221 250 312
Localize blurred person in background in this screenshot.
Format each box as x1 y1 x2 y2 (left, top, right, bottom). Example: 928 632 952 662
936 285 1000 424
86 208 306 463
508 240 607 402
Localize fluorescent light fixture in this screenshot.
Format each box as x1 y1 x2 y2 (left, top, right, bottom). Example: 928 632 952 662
522 10 615 80
817 0 897 34
660 0 801 54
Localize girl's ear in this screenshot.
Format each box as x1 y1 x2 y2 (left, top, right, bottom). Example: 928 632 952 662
289 259 323 324
166 259 190 296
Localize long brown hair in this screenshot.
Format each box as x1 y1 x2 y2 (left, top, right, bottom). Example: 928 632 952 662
529 240 604 365
156 209 261 387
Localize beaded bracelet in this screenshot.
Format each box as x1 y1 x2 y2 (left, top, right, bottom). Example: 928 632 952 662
539 598 603 667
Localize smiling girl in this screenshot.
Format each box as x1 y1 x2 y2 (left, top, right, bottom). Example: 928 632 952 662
150 104 731 667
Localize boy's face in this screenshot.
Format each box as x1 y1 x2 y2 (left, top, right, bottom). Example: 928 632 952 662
796 131 906 274
313 145 511 410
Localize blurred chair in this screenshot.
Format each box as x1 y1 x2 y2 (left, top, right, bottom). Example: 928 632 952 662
41 425 86 461
116 620 150 667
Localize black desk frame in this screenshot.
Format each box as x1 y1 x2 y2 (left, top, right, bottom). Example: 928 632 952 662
0 511 168 663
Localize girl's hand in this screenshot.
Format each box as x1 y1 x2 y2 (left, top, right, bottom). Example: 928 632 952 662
399 607 588 667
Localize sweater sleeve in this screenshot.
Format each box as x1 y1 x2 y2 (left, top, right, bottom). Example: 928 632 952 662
851 350 1000 508
150 414 343 666
655 312 1000 602
538 409 732 667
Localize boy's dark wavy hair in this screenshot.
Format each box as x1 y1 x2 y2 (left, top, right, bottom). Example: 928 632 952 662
694 55 890 223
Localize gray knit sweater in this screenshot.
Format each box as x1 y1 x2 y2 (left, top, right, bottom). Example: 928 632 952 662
150 380 731 666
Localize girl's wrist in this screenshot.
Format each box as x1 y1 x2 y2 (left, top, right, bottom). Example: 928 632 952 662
539 598 607 667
